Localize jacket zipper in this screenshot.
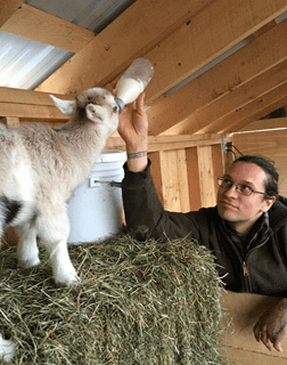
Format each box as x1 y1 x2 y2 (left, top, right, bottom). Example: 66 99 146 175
242 236 269 290
242 261 249 276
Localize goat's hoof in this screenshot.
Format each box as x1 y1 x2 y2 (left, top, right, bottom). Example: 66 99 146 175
55 273 81 287
17 256 40 269
0 333 16 362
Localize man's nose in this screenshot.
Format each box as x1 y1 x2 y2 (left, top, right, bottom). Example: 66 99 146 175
223 183 239 197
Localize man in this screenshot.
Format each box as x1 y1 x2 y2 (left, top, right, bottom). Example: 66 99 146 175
117 92 287 352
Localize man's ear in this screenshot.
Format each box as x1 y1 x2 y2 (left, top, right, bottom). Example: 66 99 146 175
262 196 276 212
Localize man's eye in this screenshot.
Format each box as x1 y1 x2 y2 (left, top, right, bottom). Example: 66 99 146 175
241 185 252 192
223 178 232 186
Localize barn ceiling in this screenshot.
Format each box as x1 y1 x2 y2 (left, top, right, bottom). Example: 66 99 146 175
1 0 287 136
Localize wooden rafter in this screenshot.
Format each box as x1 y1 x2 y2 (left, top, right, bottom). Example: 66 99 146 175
35 0 287 101
0 0 26 27
34 0 219 95
0 3 95 53
218 82 287 133
237 118 287 132
150 18 287 135
195 58 287 134
0 0 286 134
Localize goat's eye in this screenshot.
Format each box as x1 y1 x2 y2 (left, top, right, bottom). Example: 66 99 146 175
113 106 118 112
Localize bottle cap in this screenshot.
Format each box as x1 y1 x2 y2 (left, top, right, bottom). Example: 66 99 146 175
115 98 125 114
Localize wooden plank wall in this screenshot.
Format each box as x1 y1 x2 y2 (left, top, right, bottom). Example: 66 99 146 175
232 123 287 197
145 134 231 211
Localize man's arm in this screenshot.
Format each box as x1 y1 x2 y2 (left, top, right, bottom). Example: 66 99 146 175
117 92 202 241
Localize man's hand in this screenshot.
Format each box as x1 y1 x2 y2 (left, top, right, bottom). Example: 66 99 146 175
116 92 149 172
253 298 287 352
117 92 148 152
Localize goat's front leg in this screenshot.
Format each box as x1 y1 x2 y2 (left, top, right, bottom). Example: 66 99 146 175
17 224 40 268
47 239 80 286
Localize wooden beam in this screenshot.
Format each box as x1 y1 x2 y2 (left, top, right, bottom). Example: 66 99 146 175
108 133 231 151
217 81 287 133
0 87 69 120
195 57 287 134
1 3 95 53
0 0 25 27
147 19 287 135
35 0 217 95
37 0 287 100
237 117 287 132
145 0 287 106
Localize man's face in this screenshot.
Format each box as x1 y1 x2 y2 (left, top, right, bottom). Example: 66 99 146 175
217 161 275 234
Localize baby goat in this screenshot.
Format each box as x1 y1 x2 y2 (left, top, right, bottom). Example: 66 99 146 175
0 87 119 286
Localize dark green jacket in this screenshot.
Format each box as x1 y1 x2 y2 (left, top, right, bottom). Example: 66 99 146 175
122 160 287 297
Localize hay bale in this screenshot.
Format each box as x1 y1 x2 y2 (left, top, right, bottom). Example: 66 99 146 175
0 234 227 364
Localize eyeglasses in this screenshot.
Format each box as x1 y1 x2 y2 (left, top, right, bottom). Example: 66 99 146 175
217 177 267 197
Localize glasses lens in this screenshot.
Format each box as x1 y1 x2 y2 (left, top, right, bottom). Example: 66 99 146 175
237 184 253 196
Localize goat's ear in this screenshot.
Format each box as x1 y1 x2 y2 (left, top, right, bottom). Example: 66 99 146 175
50 95 76 115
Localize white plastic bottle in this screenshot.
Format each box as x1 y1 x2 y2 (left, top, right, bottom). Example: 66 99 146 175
115 57 154 113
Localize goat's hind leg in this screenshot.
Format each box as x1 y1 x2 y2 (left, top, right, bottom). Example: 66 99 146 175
17 223 40 268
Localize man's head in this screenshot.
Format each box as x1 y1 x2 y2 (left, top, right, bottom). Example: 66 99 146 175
217 155 278 234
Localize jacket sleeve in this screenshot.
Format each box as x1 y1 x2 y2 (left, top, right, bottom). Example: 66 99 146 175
121 159 201 241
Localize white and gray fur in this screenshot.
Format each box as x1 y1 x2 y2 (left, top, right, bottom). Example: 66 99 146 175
0 87 119 287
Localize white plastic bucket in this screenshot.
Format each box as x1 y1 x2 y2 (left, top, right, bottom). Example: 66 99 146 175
67 149 127 245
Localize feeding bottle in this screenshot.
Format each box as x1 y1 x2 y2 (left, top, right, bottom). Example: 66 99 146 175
115 57 154 113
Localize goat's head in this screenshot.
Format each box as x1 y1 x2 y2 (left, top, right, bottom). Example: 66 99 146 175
50 87 119 136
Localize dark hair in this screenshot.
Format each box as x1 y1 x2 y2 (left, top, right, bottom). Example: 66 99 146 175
232 155 279 198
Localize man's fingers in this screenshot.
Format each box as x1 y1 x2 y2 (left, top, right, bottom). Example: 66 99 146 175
261 332 272 351
273 341 283 352
271 332 286 352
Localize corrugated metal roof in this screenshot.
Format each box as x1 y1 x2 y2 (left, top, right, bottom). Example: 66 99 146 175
0 0 135 90
0 31 73 90
26 0 136 33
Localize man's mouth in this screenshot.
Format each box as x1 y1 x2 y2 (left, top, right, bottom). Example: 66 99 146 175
219 200 238 209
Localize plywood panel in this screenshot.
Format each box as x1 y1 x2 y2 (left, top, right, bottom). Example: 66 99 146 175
232 130 287 197
222 347 287 364
220 291 287 362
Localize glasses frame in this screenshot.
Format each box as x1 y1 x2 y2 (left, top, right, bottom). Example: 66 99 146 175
217 177 268 197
